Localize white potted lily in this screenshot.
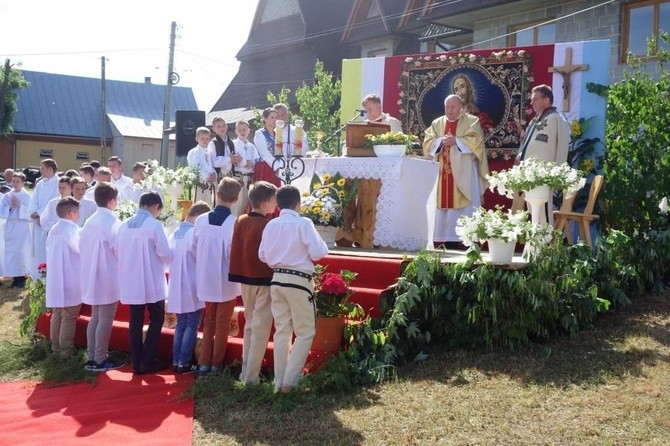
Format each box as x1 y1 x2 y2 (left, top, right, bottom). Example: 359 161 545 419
455 206 554 264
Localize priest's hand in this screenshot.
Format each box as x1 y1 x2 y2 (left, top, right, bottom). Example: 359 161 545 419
442 133 456 148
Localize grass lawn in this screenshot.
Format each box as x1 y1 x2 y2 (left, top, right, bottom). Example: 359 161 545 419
1 283 668 445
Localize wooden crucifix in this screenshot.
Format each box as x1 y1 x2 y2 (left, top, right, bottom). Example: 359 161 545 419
548 47 589 112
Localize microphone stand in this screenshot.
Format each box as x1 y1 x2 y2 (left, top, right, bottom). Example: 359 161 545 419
323 111 364 156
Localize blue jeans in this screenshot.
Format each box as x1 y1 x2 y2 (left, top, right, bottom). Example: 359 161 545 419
172 309 203 366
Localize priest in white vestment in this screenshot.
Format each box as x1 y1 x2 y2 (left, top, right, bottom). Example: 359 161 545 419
423 95 489 246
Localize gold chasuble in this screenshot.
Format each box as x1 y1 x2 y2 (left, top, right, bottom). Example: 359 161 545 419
423 112 489 209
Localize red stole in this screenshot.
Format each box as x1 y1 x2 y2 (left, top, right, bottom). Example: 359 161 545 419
438 120 458 209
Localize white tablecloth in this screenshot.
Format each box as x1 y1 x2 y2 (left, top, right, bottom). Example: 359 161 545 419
293 157 439 251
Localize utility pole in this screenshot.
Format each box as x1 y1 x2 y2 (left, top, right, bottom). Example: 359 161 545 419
100 56 107 161
160 21 177 167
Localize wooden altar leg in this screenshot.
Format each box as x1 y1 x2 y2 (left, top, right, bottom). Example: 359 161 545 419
352 179 382 249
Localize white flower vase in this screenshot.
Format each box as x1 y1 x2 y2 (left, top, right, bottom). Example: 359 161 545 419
165 184 182 215
315 225 338 249
524 185 550 225
487 238 516 264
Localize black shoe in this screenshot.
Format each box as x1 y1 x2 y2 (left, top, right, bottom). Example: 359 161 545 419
177 363 199 375
136 360 169 375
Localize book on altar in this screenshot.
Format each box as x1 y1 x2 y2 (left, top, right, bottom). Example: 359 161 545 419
345 122 391 157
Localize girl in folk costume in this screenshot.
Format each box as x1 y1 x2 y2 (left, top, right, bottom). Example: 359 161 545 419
423 95 489 246
252 108 281 188
253 108 282 217
0 173 31 288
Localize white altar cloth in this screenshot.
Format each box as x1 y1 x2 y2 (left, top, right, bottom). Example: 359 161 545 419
293 156 439 251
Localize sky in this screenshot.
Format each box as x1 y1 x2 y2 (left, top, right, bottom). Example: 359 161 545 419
0 0 260 111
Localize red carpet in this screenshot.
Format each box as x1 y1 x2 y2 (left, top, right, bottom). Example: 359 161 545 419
0 368 194 445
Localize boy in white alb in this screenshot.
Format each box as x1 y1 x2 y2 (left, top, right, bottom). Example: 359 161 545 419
80 182 124 372
230 120 259 216
191 178 242 376
117 192 173 375
45 197 82 358
71 176 98 226
259 185 329 393
107 156 134 203
0 173 31 288
28 159 60 277
187 126 217 207
167 201 211 374
39 177 72 232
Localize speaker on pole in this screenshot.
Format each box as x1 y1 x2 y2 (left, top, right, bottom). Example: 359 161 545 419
175 110 206 157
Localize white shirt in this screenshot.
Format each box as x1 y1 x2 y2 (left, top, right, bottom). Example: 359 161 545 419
191 207 240 302
77 197 98 226
167 222 204 314
28 175 59 217
39 196 62 232
187 144 216 184
253 129 277 168
80 207 121 305
367 112 403 133
207 137 234 174
111 175 133 202
117 209 172 304
45 218 81 308
259 209 328 274
232 138 259 174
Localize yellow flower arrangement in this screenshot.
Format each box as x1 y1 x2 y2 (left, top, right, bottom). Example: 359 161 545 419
301 172 349 227
364 131 419 153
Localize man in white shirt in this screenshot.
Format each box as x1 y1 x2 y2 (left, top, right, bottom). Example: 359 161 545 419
187 126 217 207
28 159 60 278
0 173 31 288
107 156 133 203
258 185 329 393
361 93 403 133
273 103 310 157
84 167 112 201
230 120 259 216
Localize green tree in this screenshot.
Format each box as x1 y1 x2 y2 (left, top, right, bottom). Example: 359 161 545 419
0 59 29 134
296 60 341 154
600 34 670 234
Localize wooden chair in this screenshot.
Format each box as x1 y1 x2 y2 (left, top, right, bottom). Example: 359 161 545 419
553 175 603 249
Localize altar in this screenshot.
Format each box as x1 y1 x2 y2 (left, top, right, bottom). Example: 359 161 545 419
295 156 439 251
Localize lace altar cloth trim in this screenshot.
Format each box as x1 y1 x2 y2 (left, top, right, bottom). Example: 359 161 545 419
302 157 435 251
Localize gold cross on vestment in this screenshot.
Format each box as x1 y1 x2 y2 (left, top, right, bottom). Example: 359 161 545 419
548 47 589 112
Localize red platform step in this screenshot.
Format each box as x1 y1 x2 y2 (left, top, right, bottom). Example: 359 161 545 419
35 253 404 370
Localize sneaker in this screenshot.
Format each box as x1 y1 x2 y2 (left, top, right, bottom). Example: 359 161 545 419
209 366 222 376
92 358 125 372
172 364 179 373
84 360 97 371
177 364 199 375
197 365 211 377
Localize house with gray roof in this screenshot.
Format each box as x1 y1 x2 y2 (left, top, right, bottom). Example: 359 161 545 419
1 70 197 173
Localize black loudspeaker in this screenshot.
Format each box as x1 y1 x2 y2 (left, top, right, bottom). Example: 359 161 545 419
175 110 206 157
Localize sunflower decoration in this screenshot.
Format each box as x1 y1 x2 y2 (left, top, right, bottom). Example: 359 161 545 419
301 172 352 227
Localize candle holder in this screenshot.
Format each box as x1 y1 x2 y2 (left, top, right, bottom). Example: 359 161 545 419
271 116 305 185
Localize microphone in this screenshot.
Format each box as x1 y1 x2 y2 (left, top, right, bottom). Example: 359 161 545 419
356 109 366 117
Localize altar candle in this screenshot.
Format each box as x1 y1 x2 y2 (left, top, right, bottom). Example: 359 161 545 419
294 119 304 156
275 120 284 156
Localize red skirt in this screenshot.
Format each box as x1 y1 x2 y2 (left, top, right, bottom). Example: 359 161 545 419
252 162 281 218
